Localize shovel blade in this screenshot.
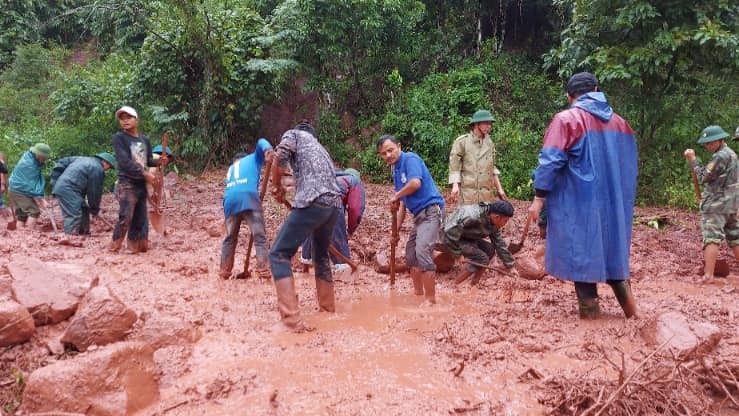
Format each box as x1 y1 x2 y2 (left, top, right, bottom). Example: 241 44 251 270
149 209 165 235
7 221 16 231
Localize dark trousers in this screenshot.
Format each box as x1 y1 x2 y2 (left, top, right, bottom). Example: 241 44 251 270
574 280 626 300
112 180 148 242
269 203 339 282
460 239 495 272
300 207 349 263
55 187 91 235
220 209 268 273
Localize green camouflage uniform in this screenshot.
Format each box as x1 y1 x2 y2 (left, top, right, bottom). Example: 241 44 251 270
448 132 500 205
691 143 739 246
439 204 514 272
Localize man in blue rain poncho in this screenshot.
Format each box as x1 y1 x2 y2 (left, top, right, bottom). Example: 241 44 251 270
528 72 638 319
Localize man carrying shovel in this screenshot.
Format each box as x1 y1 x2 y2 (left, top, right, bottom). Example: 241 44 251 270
50 153 117 235
269 121 342 331
528 72 638 319
219 138 274 280
684 125 739 283
438 200 518 286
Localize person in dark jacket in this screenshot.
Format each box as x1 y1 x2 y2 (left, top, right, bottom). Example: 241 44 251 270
8 143 51 229
109 106 168 253
51 153 117 235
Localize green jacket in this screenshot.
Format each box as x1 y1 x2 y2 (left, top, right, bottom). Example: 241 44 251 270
440 204 514 267
448 132 500 205
691 143 739 214
51 156 106 215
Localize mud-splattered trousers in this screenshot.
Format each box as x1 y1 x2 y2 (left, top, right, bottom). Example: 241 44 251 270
691 143 739 246
269 202 339 282
406 204 444 271
300 206 349 264
112 179 148 243
220 209 269 274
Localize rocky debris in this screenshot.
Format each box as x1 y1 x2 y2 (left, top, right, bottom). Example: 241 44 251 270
9 257 97 326
131 315 202 350
516 257 546 280
0 299 35 347
61 285 137 352
641 311 722 358
373 250 408 274
20 342 159 415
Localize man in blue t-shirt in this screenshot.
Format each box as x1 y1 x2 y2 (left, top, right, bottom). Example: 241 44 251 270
220 138 274 279
377 134 445 304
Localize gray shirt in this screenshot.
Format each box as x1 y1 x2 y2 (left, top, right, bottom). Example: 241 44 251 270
275 129 341 208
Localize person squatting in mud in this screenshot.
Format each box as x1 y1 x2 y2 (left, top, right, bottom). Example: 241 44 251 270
300 167 366 273
50 152 117 235
377 134 445 304
8 143 52 230
528 72 638 319
438 200 519 286
684 125 739 283
219 138 274 280
109 106 168 253
268 121 342 331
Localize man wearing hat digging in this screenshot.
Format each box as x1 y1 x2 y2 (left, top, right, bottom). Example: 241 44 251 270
50 152 117 235
528 72 638 319
684 125 739 283
110 105 168 253
8 143 52 229
448 109 506 206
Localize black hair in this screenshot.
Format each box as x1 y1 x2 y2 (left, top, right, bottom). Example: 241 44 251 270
232 152 248 163
376 134 400 150
566 72 598 98
294 120 316 138
486 200 514 217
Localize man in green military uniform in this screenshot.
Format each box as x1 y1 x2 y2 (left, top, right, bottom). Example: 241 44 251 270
51 153 117 235
448 110 506 205
684 125 739 282
438 200 518 285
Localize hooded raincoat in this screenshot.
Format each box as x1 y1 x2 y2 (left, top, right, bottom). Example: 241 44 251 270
533 92 638 283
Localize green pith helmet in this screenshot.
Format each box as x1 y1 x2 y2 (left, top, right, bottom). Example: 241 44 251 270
95 152 118 170
697 125 729 144
344 168 361 180
469 109 496 124
30 143 51 159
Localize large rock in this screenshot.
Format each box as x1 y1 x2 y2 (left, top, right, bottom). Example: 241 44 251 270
61 286 137 352
373 250 409 274
0 299 35 347
131 316 202 350
20 342 159 415
641 311 722 358
9 257 96 326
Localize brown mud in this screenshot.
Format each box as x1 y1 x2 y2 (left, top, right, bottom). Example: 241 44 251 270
1 171 737 415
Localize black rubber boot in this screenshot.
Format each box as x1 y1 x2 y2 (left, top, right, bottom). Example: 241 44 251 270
575 282 599 319
607 280 638 318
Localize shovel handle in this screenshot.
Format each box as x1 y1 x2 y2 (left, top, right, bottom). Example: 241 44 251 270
689 167 702 203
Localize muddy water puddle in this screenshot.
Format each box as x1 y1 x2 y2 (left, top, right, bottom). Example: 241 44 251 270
150 291 546 415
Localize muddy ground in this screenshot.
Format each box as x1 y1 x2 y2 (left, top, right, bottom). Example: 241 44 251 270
1 170 738 415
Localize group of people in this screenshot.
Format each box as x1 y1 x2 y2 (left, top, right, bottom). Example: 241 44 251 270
2 71 736 331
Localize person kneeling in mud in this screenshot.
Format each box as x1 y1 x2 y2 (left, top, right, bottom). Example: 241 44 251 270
439 200 518 285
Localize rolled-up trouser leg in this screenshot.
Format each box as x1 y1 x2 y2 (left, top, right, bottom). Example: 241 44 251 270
220 213 243 277
574 281 599 319
406 204 443 272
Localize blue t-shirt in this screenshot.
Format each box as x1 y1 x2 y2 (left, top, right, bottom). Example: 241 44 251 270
223 138 273 217
392 151 444 216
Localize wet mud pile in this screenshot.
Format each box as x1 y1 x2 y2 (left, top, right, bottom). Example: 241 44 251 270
1 171 737 415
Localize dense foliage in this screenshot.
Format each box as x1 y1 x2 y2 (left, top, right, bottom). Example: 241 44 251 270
0 0 737 207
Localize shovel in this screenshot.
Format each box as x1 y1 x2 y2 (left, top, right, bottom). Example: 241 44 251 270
149 132 169 235
690 167 729 276
508 215 531 254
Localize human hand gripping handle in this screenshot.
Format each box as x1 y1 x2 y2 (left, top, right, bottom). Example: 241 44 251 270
528 197 544 225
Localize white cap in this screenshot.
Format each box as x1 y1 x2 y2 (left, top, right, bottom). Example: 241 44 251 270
115 105 138 119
